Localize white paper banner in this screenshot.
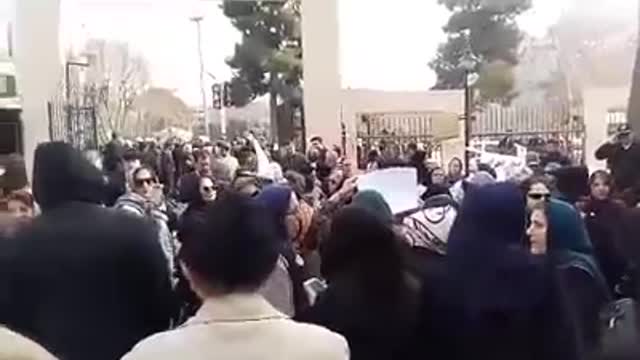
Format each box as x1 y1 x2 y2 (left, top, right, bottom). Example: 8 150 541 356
357 167 419 214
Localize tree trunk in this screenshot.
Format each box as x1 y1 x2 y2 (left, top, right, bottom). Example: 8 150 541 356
628 2 640 132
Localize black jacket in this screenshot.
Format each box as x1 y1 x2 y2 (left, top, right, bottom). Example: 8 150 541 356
418 268 583 360
296 274 420 360
0 142 173 360
595 142 640 191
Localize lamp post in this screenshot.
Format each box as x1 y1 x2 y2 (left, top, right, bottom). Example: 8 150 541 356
460 51 477 175
190 16 210 138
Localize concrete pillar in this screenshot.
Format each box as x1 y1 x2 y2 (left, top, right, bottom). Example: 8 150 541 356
301 0 342 150
14 0 61 180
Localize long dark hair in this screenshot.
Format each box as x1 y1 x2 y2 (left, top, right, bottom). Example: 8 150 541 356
321 207 409 304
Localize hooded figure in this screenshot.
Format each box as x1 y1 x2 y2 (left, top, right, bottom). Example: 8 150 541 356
423 182 581 360
0 142 173 360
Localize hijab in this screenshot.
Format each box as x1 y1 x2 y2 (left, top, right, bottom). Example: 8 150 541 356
350 190 393 224
256 185 293 242
546 199 608 291
447 182 547 312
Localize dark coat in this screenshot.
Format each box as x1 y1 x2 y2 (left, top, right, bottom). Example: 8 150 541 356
583 199 629 294
296 274 420 360
595 141 640 191
0 142 174 360
427 183 583 360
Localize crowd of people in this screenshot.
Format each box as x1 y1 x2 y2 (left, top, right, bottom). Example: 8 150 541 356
0 123 640 359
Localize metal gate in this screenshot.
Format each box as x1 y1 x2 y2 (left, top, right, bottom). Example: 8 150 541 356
48 94 99 150
470 103 585 164
356 111 443 167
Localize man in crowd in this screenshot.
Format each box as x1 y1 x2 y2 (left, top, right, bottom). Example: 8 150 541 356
0 142 174 360
595 124 640 202
540 138 571 168
178 149 213 202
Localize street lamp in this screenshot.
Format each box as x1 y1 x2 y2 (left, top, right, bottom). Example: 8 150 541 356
460 50 477 175
190 15 211 138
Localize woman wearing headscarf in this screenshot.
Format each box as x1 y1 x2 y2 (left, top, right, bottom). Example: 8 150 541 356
528 200 609 357
422 183 581 360
580 171 630 296
255 185 309 316
296 206 420 360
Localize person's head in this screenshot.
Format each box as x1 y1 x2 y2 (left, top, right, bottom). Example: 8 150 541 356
33 142 106 211
351 190 393 224
324 169 345 196
521 176 552 210
447 182 545 311
6 190 35 220
527 203 549 255
256 185 298 241
430 167 446 185
131 166 157 199
320 206 404 292
589 170 612 201
617 124 634 147
448 157 463 178
182 143 193 155
217 141 231 157
199 176 218 203
179 192 280 298
406 142 418 157
545 138 561 153
310 136 323 149
194 149 212 176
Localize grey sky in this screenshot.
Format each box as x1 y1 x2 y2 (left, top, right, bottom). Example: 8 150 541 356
1 0 637 105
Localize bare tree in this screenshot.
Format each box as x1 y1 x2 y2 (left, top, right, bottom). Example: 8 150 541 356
83 39 150 142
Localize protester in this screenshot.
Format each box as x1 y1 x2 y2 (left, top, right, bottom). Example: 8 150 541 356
528 200 609 356
0 326 57 360
595 124 640 203
215 140 239 181
297 206 419 360
114 166 176 274
425 182 582 360
540 138 571 167
447 157 464 185
255 185 308 316
1 142 173 360
579 170 630 296
178 149 212 202
550 165 589 206
520 175 553 211
159 142 176 195
122 193 349 360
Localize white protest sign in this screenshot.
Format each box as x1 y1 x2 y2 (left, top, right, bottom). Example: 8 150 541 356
357 167 419 214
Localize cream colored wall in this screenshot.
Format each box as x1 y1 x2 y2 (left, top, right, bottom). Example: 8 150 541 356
340 89 465 165
583 86 630 171
14 0 61 180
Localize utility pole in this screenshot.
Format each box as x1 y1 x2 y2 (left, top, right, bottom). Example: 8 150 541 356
190 16 210 138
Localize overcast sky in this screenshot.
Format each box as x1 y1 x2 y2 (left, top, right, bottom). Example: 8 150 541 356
1 0 636 105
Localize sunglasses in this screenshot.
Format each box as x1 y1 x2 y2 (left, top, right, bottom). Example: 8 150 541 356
201 186 216 193
134 178 155 187
528 193 551 201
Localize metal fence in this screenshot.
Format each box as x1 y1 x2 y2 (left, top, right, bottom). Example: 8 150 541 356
356 111 443 166
471 103 586 163
48 99 99 151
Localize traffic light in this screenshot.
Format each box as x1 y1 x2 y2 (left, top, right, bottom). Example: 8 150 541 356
212 83 222 110
223 81 232 108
